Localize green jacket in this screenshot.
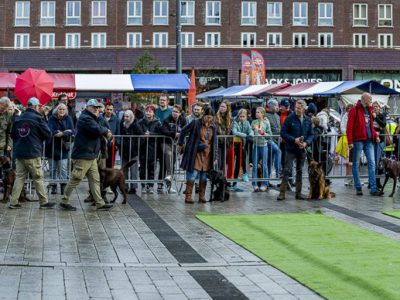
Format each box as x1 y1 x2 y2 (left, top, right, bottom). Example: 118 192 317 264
0 112 12 150
251 119 272 147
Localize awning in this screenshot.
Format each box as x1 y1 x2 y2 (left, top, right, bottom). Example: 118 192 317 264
49 74 76 91
207 85 251 98
0 73 18 89
243 83 291 96
130 74 190 92
292 81 344 96
196 87 225 99
75 74 134 91
273 82 317 96
315 80 400 96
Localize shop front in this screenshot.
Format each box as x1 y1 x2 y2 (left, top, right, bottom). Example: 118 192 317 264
354 71 400 92
266 70 342 85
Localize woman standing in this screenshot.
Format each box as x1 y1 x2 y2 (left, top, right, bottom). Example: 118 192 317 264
46 103 74 194
251 107 271 192
120 110 143 194
215 100 232 174
178 108 218 203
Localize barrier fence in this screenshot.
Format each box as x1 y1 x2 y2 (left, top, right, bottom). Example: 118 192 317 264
14 133 400 194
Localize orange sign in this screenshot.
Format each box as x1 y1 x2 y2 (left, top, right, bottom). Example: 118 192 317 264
52 91 76 100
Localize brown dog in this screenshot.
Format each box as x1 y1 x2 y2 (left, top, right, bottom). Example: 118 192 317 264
380 157 400 197
98 159 137 204
0 156 30 203
307 160 335 200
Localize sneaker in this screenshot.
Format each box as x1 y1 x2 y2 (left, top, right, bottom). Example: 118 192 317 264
8 204 21 209
146 186 154 194
168 187 177 194
344 179 354 186
60 203 77 211
233 185 244 192
40 202 56 209
97 204 113 210
242 173 249 183
253 186 259 192
370 190 384 196
356 189 363 196
260 186 268 192
164 175 172 185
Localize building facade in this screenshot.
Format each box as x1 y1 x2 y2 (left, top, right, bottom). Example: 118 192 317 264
1 0 400 91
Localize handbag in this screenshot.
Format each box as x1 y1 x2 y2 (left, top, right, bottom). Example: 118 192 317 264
335 135 348 159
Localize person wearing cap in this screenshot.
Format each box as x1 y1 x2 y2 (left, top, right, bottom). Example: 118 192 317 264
0 96 13 157
306 102 317 118
265 98 282 181
9 97 55 209
60 99 114 211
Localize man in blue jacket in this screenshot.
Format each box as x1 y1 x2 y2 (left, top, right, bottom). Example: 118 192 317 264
9 97 55 209
277 99 314 201
60 99 113 211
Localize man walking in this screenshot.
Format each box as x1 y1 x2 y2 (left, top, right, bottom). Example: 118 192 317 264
9 97 55 209
60 99 114 211
277 100 313 201
347 92 383 196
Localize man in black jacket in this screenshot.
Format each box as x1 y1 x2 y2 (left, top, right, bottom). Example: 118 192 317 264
9 97 55 209
60 99 113 211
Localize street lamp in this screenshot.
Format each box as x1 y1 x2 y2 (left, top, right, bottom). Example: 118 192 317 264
176 0 182 105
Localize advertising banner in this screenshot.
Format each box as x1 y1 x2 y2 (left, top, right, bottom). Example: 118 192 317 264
250 50 266 85
240 53 253 85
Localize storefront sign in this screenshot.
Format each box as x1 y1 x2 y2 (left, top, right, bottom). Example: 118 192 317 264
52 91 76 100
266 70 341 85
354 71 400 92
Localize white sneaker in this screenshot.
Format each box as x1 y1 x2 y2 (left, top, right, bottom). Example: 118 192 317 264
168 187 177 194
164 175 172 184
260 186 267 192
253 186 259 192
344 179 354 186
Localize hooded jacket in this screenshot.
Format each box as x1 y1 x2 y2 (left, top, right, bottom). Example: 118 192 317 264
346 100 378 145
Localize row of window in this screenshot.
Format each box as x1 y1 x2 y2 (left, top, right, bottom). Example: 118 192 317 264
14 1 395 28
13 32 396 49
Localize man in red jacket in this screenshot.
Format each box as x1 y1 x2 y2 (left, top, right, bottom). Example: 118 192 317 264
347 93 383 196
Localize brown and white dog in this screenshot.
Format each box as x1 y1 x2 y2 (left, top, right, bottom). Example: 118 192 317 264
307 160 335 200
380 157 400 197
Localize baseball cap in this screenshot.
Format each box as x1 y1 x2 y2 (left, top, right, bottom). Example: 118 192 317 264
27 97 40 106
267 98 279 108
280 98 290 108
86 99 102 107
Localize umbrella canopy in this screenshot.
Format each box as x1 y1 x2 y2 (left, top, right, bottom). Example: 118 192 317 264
14 68 54 106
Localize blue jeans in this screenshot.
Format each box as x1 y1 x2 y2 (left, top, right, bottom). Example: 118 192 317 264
352 141 377 192
252 145 269 187
186 170 207 183
49 159 68 181
268 141 282 178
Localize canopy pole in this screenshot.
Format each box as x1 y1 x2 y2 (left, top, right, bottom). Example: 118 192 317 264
175 0 182 106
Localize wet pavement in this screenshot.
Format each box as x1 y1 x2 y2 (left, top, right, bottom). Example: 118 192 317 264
0 176 399 300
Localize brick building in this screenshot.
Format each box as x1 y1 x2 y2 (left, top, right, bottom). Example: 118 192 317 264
1 0 400 91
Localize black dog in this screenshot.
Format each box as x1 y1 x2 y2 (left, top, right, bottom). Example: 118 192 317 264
208 169 230 202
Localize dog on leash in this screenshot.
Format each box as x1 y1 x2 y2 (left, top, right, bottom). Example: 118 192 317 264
208 169 230 202
98 159 136 204
0 156 30 203
307 160 335 200
380 157 400 197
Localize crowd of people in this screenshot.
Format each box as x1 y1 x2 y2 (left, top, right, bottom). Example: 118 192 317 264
0 91 395 210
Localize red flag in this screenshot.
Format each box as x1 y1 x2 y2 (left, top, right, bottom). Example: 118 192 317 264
250 50 266 85
240 53 253 85
187 69 196 113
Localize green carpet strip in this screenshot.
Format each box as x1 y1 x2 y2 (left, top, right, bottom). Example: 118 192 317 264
383 210 400 219
197 213 400 300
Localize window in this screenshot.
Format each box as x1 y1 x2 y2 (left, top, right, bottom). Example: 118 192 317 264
293 2 308 26
267 2 282 26
206 1 221 25
40 33 55 49
318 33 333 47
241 32 256 47
353 33 368 47
14 33 29 49
91 1 107 25
293 32 307 47
66 1 81 25
267 32 282 47
181 32 194 47
15 1 30 26
353 4 367 26
127 32 142 47
318 3 333 26
153 32 168 48
40 1 56 26
205 32 220 47
378 34 392 48
241 2 257 25
181 1 195 25
66 33 81 48
378 4 392 27
127 1 142 25
153 1 168 25
91 32 107 48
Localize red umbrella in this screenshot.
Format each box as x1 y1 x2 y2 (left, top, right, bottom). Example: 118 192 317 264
14 68 54 107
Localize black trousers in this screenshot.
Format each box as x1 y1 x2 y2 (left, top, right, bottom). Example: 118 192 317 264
281 150 306 186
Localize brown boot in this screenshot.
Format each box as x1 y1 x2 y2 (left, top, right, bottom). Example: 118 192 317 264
277 183 287 201
199 182 207 203
185 181 194 204
295 182 305 200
